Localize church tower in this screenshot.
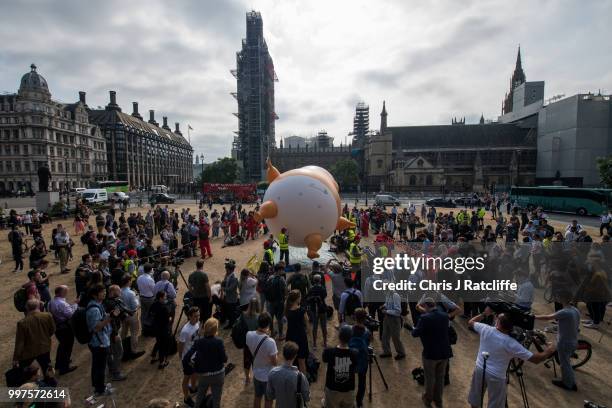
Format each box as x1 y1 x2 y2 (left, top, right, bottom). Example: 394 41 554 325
502 46 526 115
380 100 388 133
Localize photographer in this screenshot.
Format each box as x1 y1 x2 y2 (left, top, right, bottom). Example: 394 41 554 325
103 285 128 381
379 289 405 360
467 308 556 408
534 290 580 391
412 298 451 407
189 260 212 322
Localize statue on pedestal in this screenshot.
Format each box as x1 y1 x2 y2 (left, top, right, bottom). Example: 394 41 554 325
37 164 51 192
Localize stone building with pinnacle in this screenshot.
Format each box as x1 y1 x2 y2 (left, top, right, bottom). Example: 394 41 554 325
0 64 108 194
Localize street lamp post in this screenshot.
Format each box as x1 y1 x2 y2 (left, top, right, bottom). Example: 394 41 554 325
516 149 522 186
200 153 204 202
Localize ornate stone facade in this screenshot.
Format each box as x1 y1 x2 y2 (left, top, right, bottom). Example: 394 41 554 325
0 64 107 194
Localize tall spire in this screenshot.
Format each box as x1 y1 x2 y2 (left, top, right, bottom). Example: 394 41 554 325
512 44 526 87
380 100 388 134
515 45 522 71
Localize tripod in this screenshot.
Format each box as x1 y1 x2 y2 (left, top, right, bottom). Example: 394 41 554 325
368 348 389 401
506 359 530 408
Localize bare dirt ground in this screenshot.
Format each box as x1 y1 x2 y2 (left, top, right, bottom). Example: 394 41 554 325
0 203 610 407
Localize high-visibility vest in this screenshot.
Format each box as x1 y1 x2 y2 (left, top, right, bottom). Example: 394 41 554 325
347 228 356 243
378 245 389 258
349 243 362 265
278 233 289 250
457 212 465 223
264 248 274 265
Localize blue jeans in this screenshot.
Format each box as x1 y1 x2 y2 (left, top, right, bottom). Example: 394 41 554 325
557 341 577 388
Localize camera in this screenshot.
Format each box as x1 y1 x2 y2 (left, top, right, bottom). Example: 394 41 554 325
485 301 535 331
171 256 185 267
364 315 380 332
104 296 133 319
182 291 194 313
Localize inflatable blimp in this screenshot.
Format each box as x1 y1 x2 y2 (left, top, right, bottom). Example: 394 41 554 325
254 159 355 259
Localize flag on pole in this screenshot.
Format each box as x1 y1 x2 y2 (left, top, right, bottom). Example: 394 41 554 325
188 125 193 130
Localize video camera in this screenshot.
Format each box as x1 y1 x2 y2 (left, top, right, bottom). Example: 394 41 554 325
364 315 380 332
171 256 185 267
485 301 535 331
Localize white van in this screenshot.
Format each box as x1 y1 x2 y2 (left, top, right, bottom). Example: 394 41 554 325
82 188 108 204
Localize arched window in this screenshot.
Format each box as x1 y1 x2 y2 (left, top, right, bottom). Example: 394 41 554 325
409 175 416 185
417 159 424 168
426 175 433 185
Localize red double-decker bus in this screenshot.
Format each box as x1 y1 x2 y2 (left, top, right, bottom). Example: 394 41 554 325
202 183 258 204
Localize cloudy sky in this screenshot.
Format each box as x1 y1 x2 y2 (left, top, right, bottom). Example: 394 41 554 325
1 0 611 161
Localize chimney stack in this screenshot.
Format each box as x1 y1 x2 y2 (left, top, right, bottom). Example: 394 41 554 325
148 110 158 126
131 102 142 120
105 90 121 111
79 91 86 104
162 116 170 130
175 123 180 132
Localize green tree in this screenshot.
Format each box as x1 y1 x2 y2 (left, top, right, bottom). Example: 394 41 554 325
330 159 360 189
197 157 239 184
597 156 612 187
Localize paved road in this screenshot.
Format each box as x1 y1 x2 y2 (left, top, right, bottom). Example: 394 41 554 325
1 194 601 229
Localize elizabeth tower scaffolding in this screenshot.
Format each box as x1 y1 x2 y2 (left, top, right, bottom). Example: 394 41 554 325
232 11 278 182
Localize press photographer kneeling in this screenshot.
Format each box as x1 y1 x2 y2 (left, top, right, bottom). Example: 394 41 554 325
467 307 556 408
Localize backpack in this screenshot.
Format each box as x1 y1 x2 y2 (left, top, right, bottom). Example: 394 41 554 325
349 332 369 374
231 315 248 349
72 303 103 344
264 275 283 303
344 289 361 316
306 290 326 315
80 233 88 245
13 287 27 312
290 274 308 297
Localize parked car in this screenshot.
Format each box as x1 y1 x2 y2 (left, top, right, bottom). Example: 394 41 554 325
425 198 455 207
374 194 400 207
150 193 175 204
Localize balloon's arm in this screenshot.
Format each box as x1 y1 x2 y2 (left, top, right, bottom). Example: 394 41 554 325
336 216 355 231
254 200 278 222
266 158 280 183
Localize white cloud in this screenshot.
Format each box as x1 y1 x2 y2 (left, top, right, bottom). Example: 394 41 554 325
0 0 610 161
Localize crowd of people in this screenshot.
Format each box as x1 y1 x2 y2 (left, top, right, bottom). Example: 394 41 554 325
5 193 611 408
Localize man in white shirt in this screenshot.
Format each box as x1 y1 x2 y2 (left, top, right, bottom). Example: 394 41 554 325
565 220 583 233
467 308 555 408
136 263 155 329
246 312 278 408
178 307 201 407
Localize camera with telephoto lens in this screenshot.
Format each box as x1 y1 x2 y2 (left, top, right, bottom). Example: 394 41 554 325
364 315 380 332
485 301 535 331
104 296 133 319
